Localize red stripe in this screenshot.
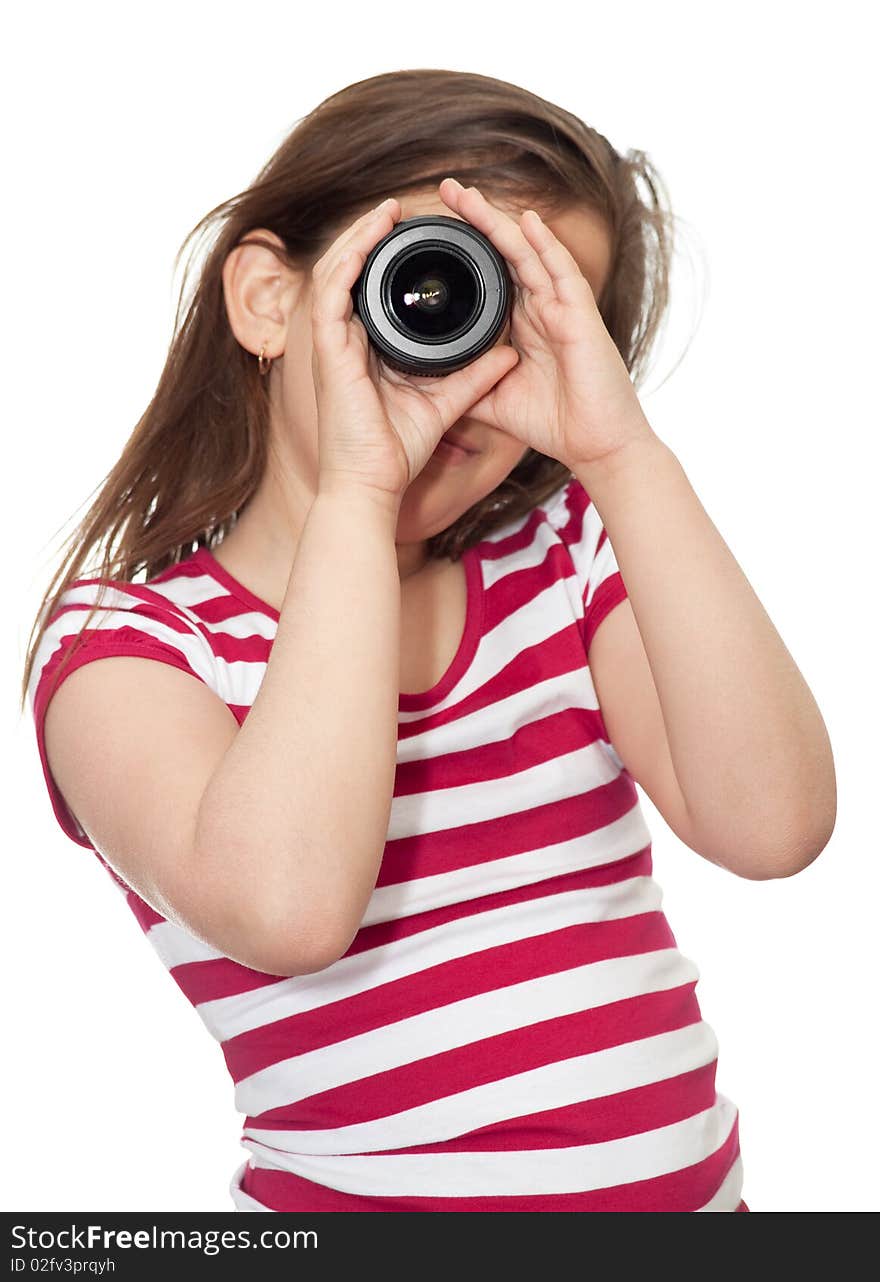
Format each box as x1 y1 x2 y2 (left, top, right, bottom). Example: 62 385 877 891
222 911 679 1080
241 1116 741 1213
377 1062 720 1153
583 571 628 655
189 548 280 621
126 892 164 932
47 583 204 635
168 955 275 1002
547 481 631 656
553 478 592 551
480 502 548 565
378 772 640 886
480 537 585 636
193 620 271 664
394 704 616 796
245 983 703 1130
350 847 652 955
249 1062 719 1158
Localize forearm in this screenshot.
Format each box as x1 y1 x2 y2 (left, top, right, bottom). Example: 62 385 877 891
194 488 401 971
576 428 837 869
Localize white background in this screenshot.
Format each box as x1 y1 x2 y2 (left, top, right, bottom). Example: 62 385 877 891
4 0 877 1213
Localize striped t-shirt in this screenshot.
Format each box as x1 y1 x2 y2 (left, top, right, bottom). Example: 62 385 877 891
28 477 748 1212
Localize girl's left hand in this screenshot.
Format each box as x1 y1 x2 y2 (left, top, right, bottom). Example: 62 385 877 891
437 178 654 471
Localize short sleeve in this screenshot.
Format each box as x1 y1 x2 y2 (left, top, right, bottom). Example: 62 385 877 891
26 579 217 849
543 478 629 655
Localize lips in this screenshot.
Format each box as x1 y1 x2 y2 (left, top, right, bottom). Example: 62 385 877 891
441 429 479 454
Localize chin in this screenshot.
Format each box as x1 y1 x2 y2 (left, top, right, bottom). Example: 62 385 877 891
397 481 474 532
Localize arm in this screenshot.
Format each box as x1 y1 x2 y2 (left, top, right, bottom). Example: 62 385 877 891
193 486 401 972
579 430 837 880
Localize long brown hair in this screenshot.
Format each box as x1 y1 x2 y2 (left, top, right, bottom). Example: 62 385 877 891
21 67 683 713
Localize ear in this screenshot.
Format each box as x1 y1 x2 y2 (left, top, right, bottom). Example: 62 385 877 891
221 229 305 361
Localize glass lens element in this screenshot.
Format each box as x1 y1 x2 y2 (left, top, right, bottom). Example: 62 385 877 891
387 247 479 338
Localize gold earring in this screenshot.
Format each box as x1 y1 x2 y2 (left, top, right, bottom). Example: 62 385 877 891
258 344 272 375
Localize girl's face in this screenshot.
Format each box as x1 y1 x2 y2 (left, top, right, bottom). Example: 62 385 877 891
224 187 612 548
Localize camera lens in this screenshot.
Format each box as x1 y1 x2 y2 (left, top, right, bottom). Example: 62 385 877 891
386 246 479 339
352 214 512 376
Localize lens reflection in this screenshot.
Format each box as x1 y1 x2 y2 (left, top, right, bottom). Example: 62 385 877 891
388 247 479 338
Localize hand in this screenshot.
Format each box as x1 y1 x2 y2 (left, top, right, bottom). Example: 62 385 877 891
310 195 520 506
436 177 655 471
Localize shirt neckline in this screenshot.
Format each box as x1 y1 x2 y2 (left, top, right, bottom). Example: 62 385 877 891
193 542 484 710
399 543 484 710
194 545 281 621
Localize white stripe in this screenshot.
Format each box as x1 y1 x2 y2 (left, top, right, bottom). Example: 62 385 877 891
234 948 699 1117
480 503 560 585
396 665 608 761
55 581 199 629
364 799 653 926
144 570 272 634
551 488 613 596
146 920 228 969
535 481 572 530
241 1021 719 1156
541 481 624 617
482 499 600 635
696 1152 745 1211
230 1127 743 1211
387 737 619 840
229 1142 745 1212
241 1095 739 1198
586 535 622 609
196 874 663 1040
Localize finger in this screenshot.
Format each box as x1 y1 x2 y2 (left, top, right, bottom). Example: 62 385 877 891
425 344 520 432
438 178 554 297
311 201 400 354
314 197 400 278
519 209 594 306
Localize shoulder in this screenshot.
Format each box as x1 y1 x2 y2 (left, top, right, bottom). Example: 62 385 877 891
39 570 212 651
27 558 229 850
535 476 615 575
28 564 218 716
535 476 602 548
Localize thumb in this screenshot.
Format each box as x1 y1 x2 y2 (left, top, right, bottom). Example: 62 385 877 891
429 344 519 431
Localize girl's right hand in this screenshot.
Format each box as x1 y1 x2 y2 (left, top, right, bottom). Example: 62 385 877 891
310 193 520 507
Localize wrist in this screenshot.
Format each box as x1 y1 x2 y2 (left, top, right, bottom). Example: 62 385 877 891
314 478 402 526
571 428 673 500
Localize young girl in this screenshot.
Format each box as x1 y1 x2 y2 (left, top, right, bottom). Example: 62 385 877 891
22 69 835 1213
